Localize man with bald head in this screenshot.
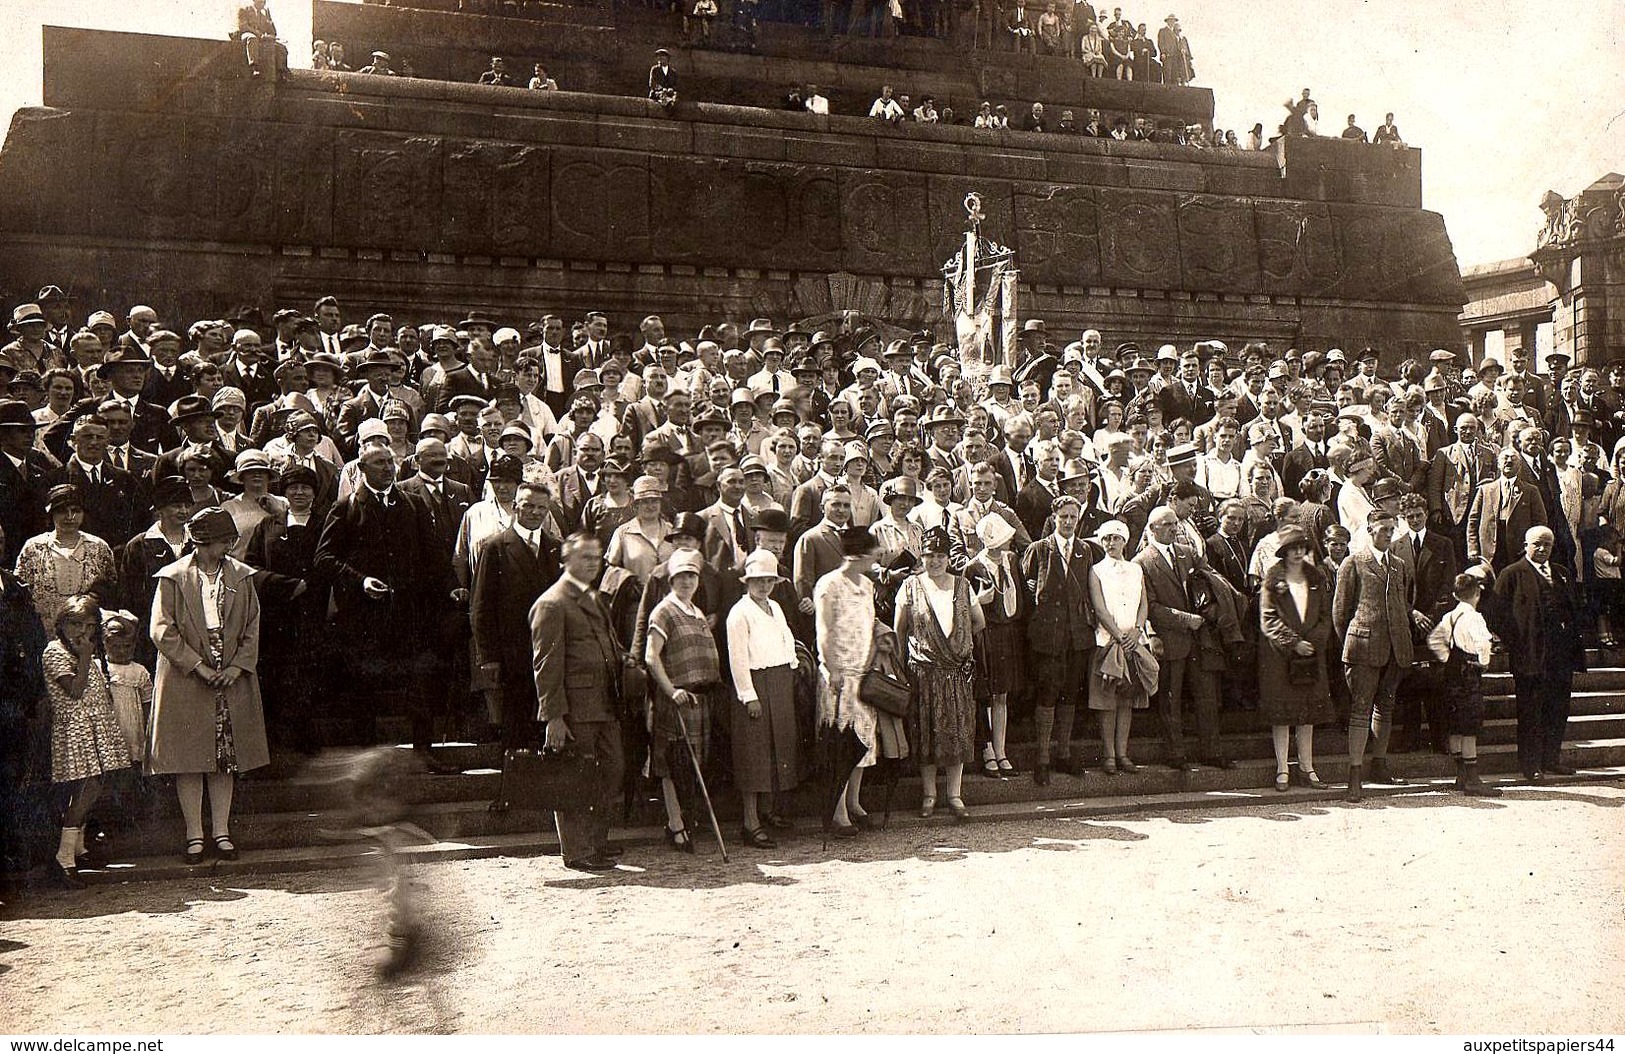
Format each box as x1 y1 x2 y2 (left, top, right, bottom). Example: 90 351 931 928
396 437 474 552
1493 525 1585 782
222 328 277 410
123 305 159 351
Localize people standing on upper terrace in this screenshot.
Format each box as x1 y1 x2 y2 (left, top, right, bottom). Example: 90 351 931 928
649 48 679 107
1156 14 1192 86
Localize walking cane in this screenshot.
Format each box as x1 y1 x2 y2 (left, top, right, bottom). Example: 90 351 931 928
671 699 729 862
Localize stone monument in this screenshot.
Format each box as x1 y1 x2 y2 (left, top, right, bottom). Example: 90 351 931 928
0 6 1466 360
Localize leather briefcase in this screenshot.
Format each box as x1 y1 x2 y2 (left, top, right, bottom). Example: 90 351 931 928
501 748 603 813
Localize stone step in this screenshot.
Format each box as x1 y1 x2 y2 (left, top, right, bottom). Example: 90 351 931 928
237 701 1625 811
62 765 1625 887
92 736 1625 859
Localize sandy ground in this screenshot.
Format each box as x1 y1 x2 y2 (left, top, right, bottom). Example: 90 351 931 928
2 785 1623 1035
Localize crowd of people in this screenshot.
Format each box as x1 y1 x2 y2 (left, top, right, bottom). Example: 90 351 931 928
0 284 1605 889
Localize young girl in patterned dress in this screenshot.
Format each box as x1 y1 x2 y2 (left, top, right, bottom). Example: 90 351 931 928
43 594 131 886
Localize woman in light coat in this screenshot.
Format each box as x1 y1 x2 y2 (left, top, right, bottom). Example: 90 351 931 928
149 507 268 864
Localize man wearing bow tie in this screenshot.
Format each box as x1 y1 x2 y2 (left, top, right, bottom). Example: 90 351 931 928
525 314 581 420
1494 526 1585 782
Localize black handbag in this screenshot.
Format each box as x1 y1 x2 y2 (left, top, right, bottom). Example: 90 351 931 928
1286 653 1321 686
501 748 603 813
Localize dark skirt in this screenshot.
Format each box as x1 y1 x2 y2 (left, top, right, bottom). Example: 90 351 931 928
908 656 977 765
1441 647 1486 736
976 621 1024 697
733 665 800 793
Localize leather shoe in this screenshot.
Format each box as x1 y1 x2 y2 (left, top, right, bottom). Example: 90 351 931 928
1367 758 1406 785
1544 762 1579 776
1116 757 1138 774
564 856 617 873
826 822 860 839
599 844 625 858
1203 757 1236 770
1033 762 1051 787
1055 756 1086 778
1522 769 1545 783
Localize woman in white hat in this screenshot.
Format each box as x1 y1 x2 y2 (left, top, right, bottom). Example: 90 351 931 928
966 512 1025 778
220 449 287 560
1086 518 1151 775
725 551 802 849
644 550 722 852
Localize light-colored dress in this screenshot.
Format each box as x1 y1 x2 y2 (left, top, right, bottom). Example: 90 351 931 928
106 659 154 762
815 569 906 766
1088 556 1151 711
43 641 132 782
14 533 117 630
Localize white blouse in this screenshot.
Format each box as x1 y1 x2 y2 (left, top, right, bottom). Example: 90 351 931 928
1091 556 1145 647
725 596 797 702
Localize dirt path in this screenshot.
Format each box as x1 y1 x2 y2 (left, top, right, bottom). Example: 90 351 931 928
4 786 1622 1034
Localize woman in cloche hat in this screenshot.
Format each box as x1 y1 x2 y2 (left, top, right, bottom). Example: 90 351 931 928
149 507 269 865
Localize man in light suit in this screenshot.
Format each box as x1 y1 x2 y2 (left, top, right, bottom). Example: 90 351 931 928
1332 507 1421 800
1137 505 1226 772
1493 525 1586 782
474 483 561 754
531 532 626 873
1021 495 1096 784
1465 448 1549 573
696 466 752 573
1426 413 1496 564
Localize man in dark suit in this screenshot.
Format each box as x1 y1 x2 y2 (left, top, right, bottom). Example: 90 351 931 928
992 416 1034 506
97 344 173 453
1391 493 1459 754
0 400 53 565
220 329 278 412
336 350 403 450
1466 448 1549 573
473 482 561 753
395 438 474 556
1333 508 1420 800
532 532 627 873
1493 525 1586 782
1137 505 1226 772
140 330 192 410
434 340 500 415
1015 440 1062 539
1156 353 1214 427
151 395 229 482
1021 494 1095 784
523 314 582 420
553 432 607 535
1281 411 1332 501
52 414 149 549
314 445 462 769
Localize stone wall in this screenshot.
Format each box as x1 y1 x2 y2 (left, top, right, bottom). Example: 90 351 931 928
0 26 1465 359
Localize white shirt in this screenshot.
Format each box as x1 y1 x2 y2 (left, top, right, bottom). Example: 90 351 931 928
805 94 829 115
725 595 796 702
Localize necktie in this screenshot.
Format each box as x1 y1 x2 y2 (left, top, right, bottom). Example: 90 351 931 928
771 374 780 394
732 507 747 553
110 449 123 472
